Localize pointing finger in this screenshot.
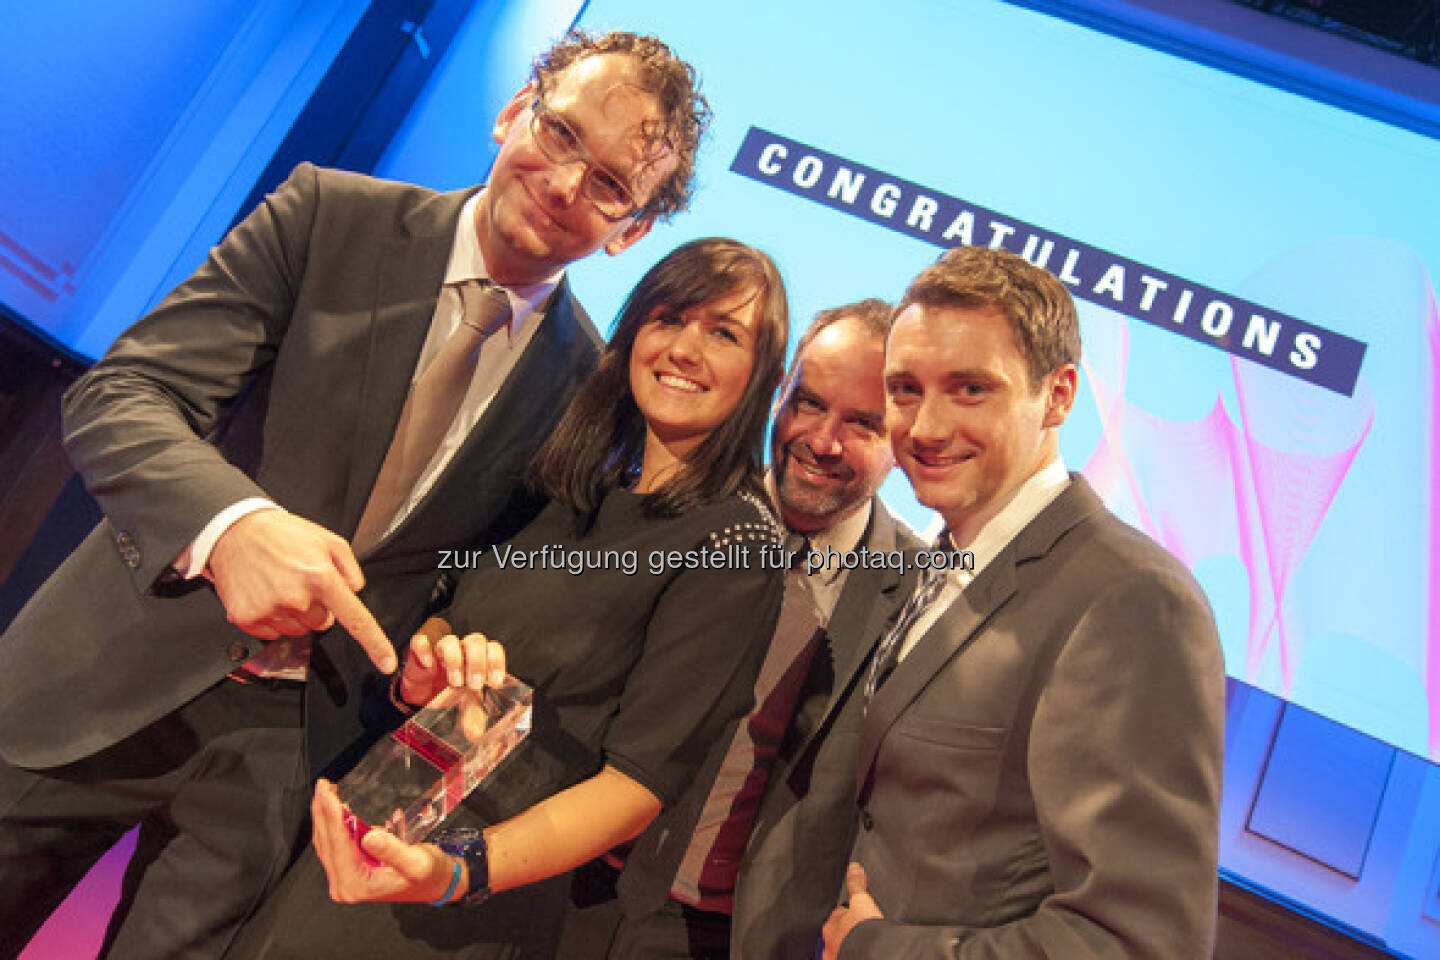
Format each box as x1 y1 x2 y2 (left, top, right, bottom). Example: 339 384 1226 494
330 538 367 594
321 577 396 673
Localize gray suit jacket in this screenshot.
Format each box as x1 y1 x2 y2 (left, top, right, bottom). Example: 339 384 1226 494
843 476 1224 960
0 163 601 774
614 498 920 959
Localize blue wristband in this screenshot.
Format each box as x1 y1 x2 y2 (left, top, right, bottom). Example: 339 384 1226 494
428 856 462 906
435 827 491 905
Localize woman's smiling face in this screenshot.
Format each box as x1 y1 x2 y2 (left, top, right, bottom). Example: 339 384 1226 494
628 284 760 458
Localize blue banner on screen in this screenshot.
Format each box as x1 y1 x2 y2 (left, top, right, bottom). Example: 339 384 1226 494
731 126 1366 397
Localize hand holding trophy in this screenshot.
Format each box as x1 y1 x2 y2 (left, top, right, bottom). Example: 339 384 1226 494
336 618 532 849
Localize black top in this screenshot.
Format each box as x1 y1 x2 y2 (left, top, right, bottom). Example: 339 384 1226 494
442 486 785 809
221 488 787 960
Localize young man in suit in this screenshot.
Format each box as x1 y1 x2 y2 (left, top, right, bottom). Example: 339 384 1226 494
560 299 922 959
823 247 1225 960
0 31 708 960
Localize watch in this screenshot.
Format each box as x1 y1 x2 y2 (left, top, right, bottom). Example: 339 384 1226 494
434 827 491 905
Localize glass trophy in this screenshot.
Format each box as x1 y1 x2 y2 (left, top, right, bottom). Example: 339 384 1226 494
337 676 532 851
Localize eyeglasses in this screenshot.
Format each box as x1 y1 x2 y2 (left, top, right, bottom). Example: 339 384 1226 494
529 99 642 220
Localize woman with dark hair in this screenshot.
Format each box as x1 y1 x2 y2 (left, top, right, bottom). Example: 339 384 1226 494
228 238 790 959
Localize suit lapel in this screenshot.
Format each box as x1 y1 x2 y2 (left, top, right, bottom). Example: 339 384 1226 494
854 560 1018 797
343 187 475 536
853 474 1107 798
788 503 909 762
830 505 907 689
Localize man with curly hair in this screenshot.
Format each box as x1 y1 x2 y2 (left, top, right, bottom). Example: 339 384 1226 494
0 29 708 960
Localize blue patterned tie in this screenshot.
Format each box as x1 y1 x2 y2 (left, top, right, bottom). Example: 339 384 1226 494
863 539 951 702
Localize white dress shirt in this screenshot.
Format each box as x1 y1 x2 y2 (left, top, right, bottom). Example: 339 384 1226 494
795 491 874 616
898 457 1071 661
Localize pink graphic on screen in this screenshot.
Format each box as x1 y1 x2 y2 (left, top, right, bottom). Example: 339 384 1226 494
1080 316 1374 698
1065 234 1440 764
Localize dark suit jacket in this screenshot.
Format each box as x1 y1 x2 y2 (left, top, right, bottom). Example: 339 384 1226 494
613 498 920 959
0 163 601 775
843 476 1225 960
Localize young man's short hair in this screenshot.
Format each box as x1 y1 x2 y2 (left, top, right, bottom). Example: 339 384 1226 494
898 246 1080 388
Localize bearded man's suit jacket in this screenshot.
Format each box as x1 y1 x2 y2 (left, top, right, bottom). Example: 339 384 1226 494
0 163 602 777
614 498 922 959
842 476 1225 960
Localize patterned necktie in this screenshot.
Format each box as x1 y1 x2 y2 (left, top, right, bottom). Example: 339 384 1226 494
863 540 950 703
353 280 512 554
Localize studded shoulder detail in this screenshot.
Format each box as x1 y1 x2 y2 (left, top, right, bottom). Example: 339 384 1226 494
706 489 785 551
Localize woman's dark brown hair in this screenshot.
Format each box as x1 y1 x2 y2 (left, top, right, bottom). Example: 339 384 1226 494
530 237 789 517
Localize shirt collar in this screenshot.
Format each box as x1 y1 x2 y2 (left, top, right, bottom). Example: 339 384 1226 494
764 469 874 585
810 499 873 584
947 456 1070 584
444 190 562 335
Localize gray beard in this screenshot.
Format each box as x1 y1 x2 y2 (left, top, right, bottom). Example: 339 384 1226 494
775 463 856 527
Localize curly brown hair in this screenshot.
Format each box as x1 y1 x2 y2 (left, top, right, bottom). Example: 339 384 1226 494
532 30 711 221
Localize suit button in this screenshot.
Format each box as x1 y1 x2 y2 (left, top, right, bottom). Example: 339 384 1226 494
227 641 251 663
860 810 875 831
115 531 142 569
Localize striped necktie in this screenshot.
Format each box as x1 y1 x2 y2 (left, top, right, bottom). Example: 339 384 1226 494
864 541 950 702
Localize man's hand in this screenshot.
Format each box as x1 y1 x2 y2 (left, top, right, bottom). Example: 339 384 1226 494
398 617 507 708
311 779 457 903
822 863 884 960
207 508 396 672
